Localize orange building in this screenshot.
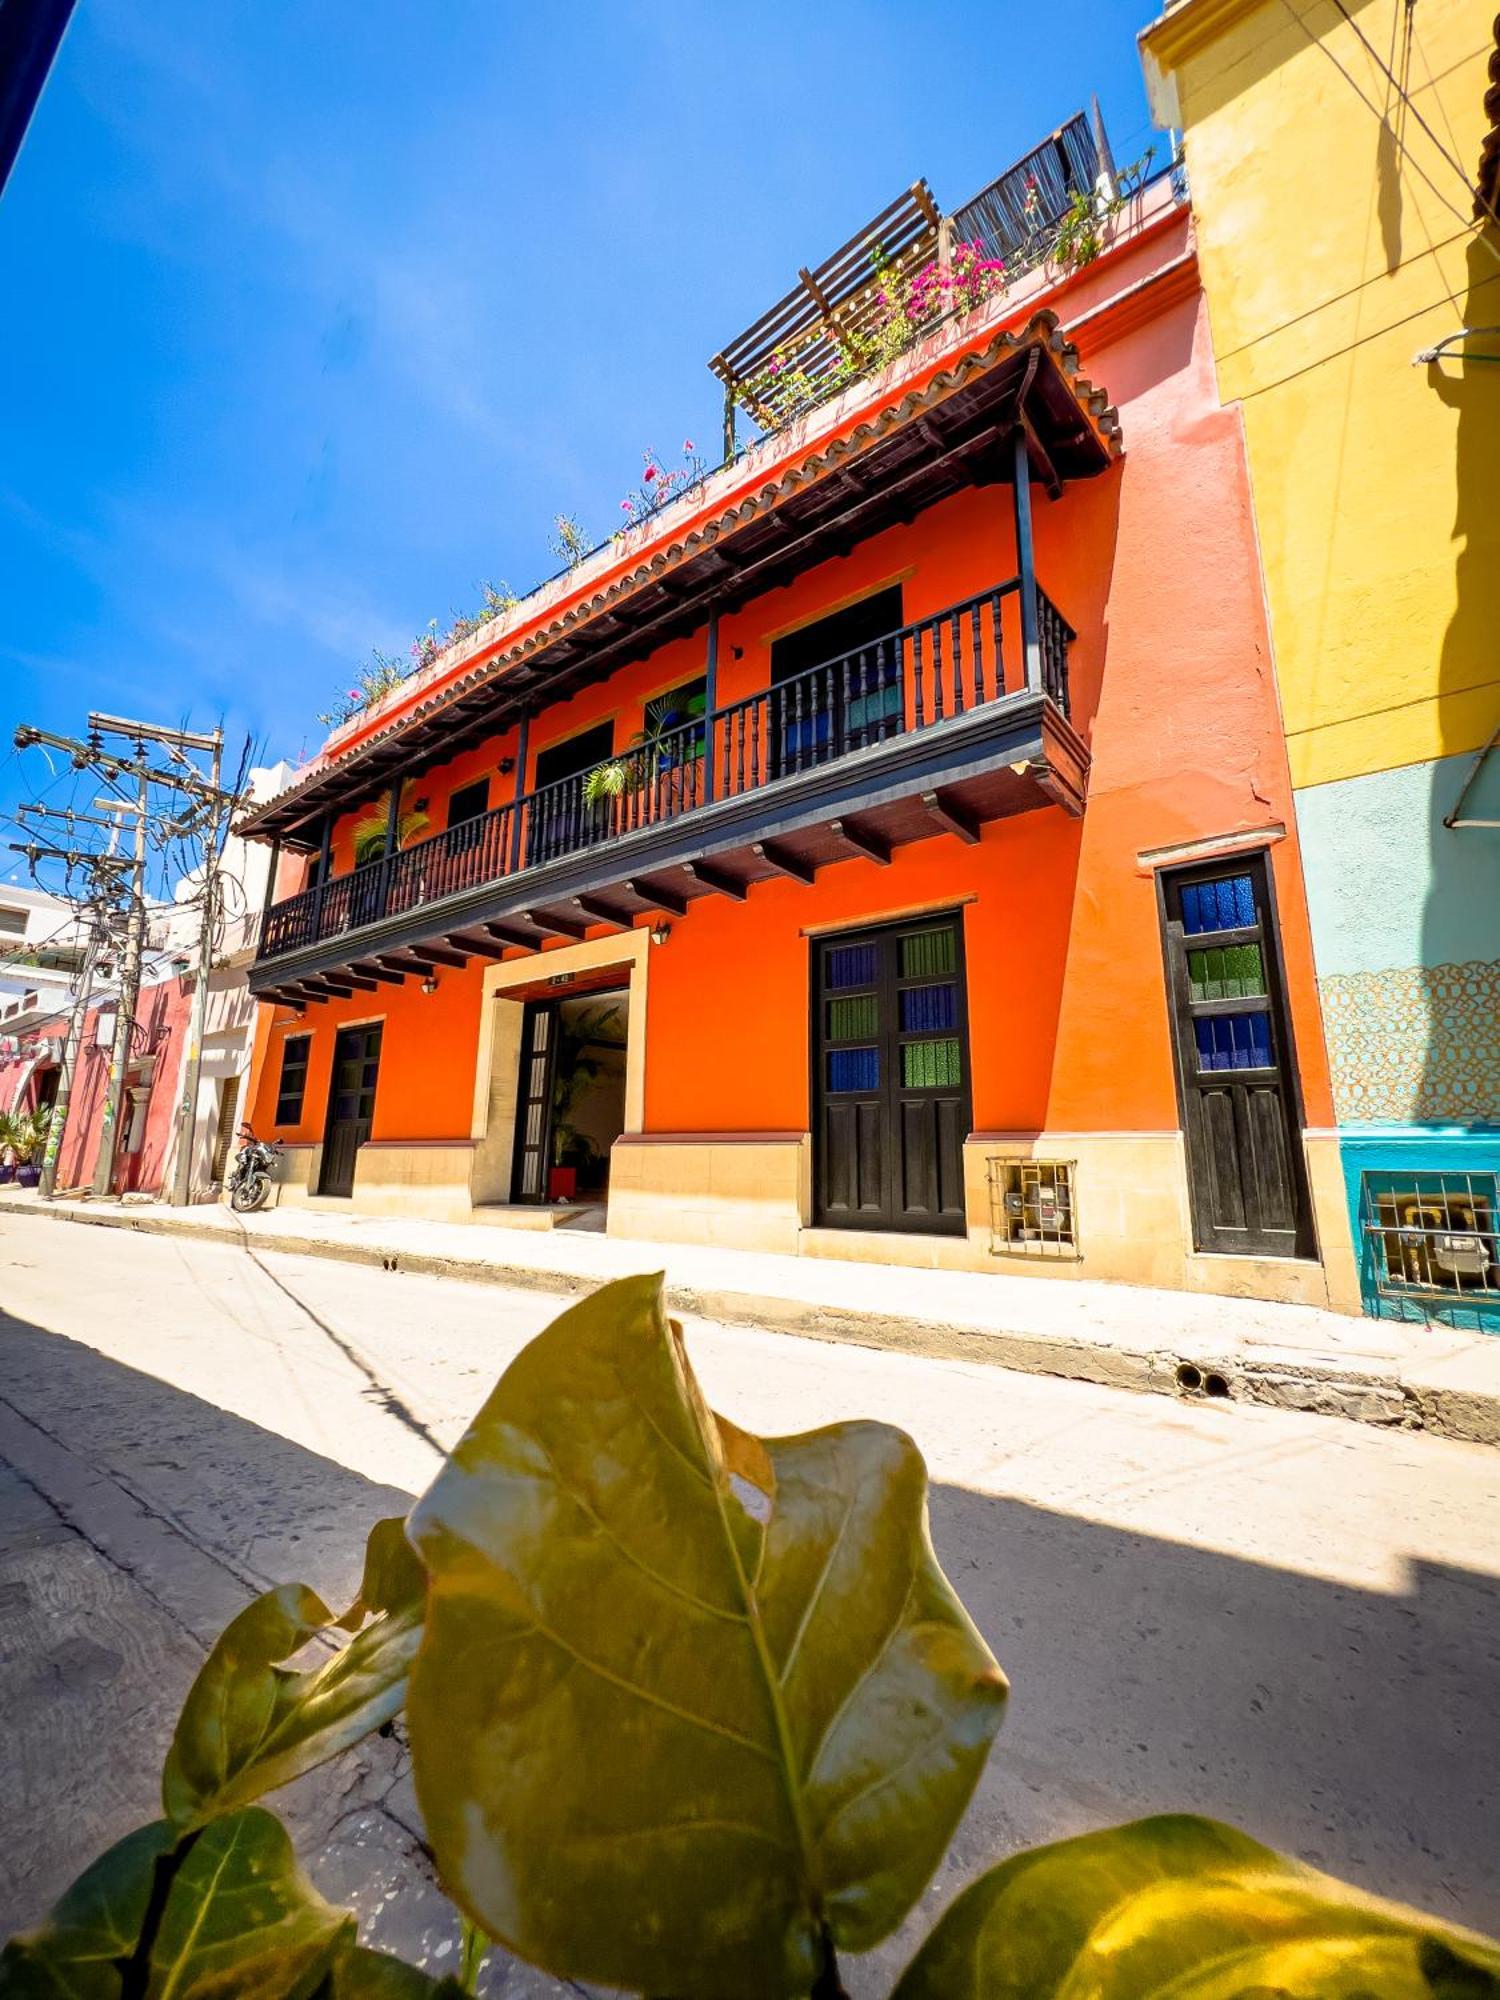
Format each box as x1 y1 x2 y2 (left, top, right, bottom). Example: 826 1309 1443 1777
239 130 1359 1310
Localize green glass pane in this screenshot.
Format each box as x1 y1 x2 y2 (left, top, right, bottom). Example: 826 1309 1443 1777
1227 943 1266 996
900 928 956 979
902 1038 961 1088
1189 942 1266 1001
827 995 878 1040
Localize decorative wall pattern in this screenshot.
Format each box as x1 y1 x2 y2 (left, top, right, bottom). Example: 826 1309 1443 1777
1320 961 1500 1124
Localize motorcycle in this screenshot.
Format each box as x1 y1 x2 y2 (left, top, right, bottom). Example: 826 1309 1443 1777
226 1127 280 1213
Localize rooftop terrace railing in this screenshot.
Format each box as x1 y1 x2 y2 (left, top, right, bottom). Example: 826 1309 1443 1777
257 578 1074 965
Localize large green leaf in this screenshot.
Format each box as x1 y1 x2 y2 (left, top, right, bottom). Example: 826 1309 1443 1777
405 1271 1006 1998
163 1516 425 1828
890 1815 1500 1998
0 1808 352 1998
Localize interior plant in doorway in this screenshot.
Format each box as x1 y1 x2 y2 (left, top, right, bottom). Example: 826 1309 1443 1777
547 999 625 1197
7 1273 1497 1998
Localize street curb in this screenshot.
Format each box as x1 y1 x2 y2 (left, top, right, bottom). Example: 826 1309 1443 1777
3 1195 1495 1446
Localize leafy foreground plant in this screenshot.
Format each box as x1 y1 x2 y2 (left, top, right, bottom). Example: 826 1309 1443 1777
5 1275 1498 1999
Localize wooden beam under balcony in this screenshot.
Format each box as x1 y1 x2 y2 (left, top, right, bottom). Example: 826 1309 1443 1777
829 818 891 865
920 790 980 844
446 932 509 960
752 840 816 885
684 861 747 900
523 909 588 940
484 921 539 950
573 895 633 930
628 879 687 916
350 961 407 984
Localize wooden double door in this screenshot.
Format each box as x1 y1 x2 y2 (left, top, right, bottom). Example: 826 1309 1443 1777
318 1023 382 1198
813 914 970 1235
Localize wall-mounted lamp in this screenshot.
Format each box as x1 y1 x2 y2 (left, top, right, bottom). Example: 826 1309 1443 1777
498 756 515 776
420 975 439 995
649 919 672 948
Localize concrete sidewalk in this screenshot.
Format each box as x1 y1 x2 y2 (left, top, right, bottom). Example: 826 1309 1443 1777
3 1187 1498 1443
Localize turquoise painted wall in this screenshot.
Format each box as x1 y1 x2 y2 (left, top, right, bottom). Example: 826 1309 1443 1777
1295 749 1499 1326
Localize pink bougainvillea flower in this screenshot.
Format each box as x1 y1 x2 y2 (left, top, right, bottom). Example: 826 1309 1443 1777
643 465 657 482
682 438 694 453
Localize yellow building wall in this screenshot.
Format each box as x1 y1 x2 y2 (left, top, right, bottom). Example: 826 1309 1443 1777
1144 0 1498 789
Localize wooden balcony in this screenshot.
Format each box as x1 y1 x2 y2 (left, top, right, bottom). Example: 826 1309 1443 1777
249 577 1087 1004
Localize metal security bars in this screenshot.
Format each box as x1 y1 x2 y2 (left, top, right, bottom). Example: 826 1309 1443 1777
256 577 1074 967
1361 1171 1500 1307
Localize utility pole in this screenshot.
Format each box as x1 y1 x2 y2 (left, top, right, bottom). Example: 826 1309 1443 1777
15 802 126 1199
12 715 246 1205
93 774 149 1197
167 726 224 1206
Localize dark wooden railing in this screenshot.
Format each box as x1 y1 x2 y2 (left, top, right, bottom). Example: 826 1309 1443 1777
257 577 1074 963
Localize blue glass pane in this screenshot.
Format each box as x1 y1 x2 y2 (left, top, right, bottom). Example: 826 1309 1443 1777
1182 873 1256 935
828 1047 879 1092
900 983 957 1033
826 943 877 990
1194 1011 1272 1071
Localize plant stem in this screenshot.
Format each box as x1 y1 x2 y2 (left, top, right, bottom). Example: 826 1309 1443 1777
810 1928 850 2000
119 1830 201 2000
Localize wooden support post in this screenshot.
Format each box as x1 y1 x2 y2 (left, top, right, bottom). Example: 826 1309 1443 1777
702 613 719 804
510 712 531 872
1012 427 1043 694
312 812 332 942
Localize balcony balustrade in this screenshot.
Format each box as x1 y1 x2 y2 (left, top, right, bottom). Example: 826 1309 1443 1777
255 576 1076 974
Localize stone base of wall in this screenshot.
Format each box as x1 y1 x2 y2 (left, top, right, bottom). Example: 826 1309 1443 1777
265 1140 478 1221
606 1128 1362 1312
607 1135 809 1256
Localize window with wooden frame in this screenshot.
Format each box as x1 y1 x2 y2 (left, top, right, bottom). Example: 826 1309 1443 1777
274 1034 311 1126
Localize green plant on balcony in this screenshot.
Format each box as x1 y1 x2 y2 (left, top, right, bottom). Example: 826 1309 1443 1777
580 689 706 806
350 782 430 867
7 1272 1499 1998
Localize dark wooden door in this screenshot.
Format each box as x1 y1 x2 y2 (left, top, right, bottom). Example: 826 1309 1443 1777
528 722 615 866
1160 855 1313 1259
318 1023 382 1198
813 914 970 1235
770 586 904 777
510 1001 559 1203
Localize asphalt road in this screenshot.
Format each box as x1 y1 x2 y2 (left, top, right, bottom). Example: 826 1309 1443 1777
2 1211 1498 1992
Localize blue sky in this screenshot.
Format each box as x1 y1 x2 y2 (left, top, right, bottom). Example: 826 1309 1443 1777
0 0 1159 878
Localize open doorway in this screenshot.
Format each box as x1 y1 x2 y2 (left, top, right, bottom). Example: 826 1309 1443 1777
511 988 628 1209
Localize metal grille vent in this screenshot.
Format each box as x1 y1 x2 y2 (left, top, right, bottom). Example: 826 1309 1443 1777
987 1157 1079 1258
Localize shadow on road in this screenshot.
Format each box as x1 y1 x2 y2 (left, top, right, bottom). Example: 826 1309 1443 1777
2 1310 1497 1983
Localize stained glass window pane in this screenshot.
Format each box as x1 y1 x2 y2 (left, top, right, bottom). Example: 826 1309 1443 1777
902 1038 961 1088
827 995 878 1040
1187 943 1266 1002
826 942 877 989
828 1047 879 1092
1182 873 1256 936
900 927 956 978
1193 1011 1272 1072
900 983 957 1033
